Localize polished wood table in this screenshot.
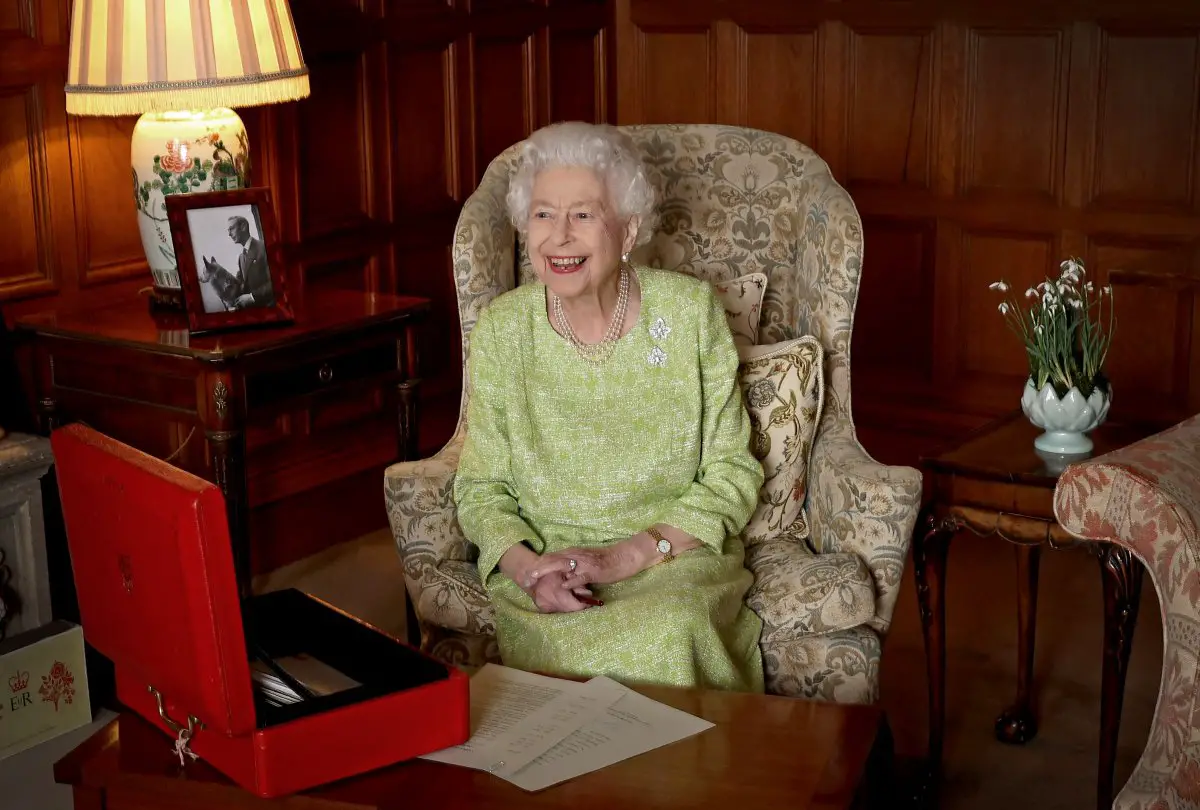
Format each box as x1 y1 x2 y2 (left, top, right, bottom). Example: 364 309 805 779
12 289 429 592
913 412 1153 810
55 688 887 809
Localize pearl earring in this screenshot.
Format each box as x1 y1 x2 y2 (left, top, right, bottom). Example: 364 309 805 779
621 252 630 263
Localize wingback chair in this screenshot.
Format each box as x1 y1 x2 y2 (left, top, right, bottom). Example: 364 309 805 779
384 125 922 704
1054 414 1200 808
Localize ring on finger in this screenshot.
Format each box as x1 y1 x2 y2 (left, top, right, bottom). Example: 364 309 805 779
568 558 577 573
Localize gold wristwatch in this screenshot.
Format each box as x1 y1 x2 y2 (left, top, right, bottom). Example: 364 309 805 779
646 527 674 563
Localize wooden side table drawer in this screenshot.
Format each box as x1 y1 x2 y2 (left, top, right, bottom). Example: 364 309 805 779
244 341 397 410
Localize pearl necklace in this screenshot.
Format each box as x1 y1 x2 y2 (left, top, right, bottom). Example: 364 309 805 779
552 265 630 366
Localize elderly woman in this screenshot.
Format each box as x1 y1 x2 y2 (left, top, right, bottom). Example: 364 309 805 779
452 122 765 692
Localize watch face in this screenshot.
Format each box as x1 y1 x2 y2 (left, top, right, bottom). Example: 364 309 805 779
656 538 671 555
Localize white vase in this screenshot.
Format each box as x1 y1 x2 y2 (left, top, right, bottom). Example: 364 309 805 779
1020 378 1112 455
130 109 250 294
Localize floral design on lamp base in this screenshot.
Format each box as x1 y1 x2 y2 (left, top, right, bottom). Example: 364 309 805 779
131 109 249 301
1021 378 1112 455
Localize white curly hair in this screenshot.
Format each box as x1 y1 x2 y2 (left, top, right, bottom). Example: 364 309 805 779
505 122 657 247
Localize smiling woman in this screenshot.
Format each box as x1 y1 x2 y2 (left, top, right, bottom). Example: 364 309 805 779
452 122 767 693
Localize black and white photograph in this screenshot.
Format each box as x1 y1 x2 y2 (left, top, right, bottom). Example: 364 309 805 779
165 187 294 337
187 204 277 313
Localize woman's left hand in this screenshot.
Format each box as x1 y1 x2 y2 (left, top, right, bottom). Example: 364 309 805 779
532 542 646 590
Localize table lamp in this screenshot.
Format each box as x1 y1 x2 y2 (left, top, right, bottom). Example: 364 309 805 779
65 0 310 308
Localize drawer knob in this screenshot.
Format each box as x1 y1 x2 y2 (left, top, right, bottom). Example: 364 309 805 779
318 364 333 383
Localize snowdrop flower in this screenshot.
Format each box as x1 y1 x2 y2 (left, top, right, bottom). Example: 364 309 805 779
998 302 1010 314
1025 288 1037 298
1085 281 1094 293
989 281 1009 292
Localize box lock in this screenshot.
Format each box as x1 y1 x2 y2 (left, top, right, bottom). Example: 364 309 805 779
148 684 205 766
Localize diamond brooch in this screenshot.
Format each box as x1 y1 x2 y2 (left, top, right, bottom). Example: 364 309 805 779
649 317 671 340
647 346 667 367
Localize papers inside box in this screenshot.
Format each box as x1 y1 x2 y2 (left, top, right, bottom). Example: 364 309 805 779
244 589 449 728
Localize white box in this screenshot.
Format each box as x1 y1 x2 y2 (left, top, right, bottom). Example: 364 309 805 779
0 621 92 761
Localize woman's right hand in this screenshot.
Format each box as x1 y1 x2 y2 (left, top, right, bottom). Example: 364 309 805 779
530 572 593 613
498 542 541 596
498 542 595 612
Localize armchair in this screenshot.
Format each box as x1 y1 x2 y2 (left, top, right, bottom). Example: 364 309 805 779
1054 414 1200 809
384 125 922 703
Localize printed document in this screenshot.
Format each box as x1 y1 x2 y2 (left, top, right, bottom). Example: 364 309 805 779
419 664 714 791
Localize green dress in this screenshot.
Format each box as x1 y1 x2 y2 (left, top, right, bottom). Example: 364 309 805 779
453 266 766 693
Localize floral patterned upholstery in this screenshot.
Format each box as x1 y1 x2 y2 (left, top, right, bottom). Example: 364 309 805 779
384 125 923 704
1054 414 1200 810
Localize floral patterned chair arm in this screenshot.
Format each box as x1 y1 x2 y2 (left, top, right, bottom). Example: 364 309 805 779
384 430 497 645
1053 414 1200 810
806 419 923 635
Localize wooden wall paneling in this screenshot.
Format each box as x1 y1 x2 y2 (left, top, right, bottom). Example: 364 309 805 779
67 115 145 288
1090 240 1197 422
0 86 54 298
743 25 819 145
617 2 1200 436
0 0 74 303
854 216 937 387
957 229 1056 374
472 32 537 185
962 27 1068 203
845 26 935 189
1090 27 1200 212
547 25 609 124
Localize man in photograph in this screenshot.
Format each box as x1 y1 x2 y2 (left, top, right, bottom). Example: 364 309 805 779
226 215 275 309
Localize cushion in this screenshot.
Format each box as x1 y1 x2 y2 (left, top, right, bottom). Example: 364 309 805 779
744 540 876 644
738 336 825 544
712 273 767 346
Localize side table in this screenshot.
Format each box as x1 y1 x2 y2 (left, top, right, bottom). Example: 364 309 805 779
913 412 1153 810
13 289 430 595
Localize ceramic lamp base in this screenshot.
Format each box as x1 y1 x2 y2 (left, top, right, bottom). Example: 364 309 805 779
131 109 250 301
1033 429 1094 455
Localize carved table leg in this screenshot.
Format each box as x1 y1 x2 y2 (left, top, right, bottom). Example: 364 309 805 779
996 542 1042 744
912 506 957 801
395 328 421 462
1095 544 1143 810
208 429 249 599
37 397 59 434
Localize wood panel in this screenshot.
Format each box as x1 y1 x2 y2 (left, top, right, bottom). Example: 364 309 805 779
617 0 1200 435
847 28 933 188
745 30 818 145
1 0 614 572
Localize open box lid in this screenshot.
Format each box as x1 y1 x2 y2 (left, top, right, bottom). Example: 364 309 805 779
51 424 257 736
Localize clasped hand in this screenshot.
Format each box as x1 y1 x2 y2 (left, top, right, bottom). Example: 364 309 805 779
532 542 643 593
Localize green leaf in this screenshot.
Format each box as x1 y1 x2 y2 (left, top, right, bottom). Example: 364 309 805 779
768 404 794 427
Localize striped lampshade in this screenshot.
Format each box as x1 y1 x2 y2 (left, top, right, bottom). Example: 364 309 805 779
65 0 310 116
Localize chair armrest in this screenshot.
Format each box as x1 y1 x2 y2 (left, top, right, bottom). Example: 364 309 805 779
806 425 922 635
1055 415 1200 609
385 432 496 635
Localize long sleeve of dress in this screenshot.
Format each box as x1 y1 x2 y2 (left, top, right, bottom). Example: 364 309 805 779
453 310 544 583
657 285 764 553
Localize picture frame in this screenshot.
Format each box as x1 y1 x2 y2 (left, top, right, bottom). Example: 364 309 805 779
165 187 294 337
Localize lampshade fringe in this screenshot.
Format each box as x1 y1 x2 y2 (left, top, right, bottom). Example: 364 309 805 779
66 75 310 117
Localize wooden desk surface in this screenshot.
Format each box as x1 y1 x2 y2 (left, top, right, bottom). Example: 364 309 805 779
13 288 430 361
55 686 882 809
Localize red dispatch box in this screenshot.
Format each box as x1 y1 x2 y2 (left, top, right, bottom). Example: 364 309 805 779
49 424 470 798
